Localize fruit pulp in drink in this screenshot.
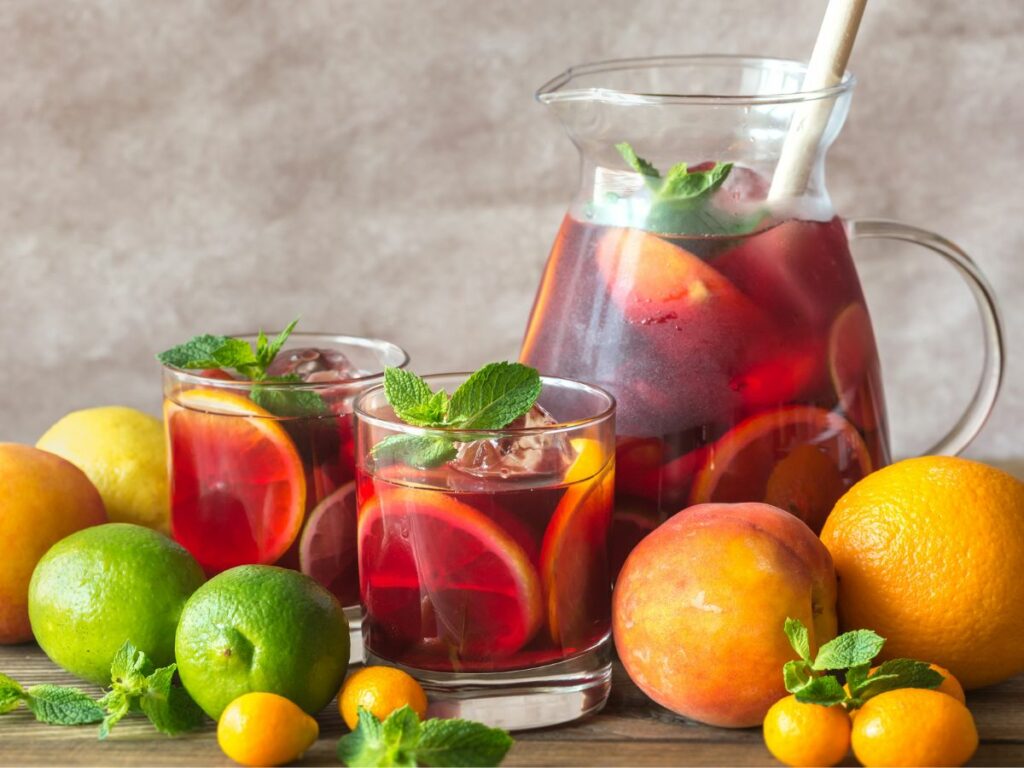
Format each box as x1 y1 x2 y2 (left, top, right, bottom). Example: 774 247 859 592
521 214 889 574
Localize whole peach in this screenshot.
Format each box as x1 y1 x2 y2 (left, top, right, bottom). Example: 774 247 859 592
613 502 837 727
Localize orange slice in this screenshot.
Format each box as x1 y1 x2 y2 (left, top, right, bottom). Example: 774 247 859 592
690 406 873 531
540 439 614 650
358 488 543 660
165 389 306 573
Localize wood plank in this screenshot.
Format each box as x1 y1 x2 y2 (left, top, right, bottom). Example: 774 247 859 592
1 644 1021 766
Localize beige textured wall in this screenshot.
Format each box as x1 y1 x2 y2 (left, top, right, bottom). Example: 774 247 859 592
1 0 1021 472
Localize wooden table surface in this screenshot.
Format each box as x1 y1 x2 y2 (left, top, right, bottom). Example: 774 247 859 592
1 644 1021 767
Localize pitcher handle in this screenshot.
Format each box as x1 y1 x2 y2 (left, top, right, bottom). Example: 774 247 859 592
846 219 1005 456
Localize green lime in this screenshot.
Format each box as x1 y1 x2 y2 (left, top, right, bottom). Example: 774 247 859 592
174 565 349 719
28 523 205 685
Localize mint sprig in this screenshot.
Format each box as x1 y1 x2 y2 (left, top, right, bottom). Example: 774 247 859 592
614 142 764 235
782 619 944 708
1 642 204 738
373 362 542 470
97 641 205 738
337 705 513 767
157 317 329 417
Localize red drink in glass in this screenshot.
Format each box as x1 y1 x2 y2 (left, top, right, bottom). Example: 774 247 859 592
162 333 408 612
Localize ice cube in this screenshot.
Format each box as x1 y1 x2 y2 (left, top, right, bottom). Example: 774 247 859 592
267 347 358 382
452 404 577 480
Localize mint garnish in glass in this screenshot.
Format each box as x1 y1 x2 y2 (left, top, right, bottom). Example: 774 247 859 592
372 362 542 469
156 318 330 416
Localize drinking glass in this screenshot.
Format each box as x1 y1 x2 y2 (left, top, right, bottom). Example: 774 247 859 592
355 374 616 730
162 332 408 661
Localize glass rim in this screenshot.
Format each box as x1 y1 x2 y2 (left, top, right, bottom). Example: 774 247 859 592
354 372 617 439
536 54 856 107
161 331 409 392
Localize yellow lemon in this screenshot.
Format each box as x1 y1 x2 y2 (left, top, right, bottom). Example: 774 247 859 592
37 406 169 533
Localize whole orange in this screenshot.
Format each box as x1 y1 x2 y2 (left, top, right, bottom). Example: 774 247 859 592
339 666 428 730
0 444 106 643
851 688 977 767
821 456 1024 689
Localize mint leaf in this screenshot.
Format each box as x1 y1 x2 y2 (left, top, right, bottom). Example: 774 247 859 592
659 162 732 201
372 434 457 470
402 390 450 428
385 368 443 427
338 707 392 767
845 662 871 696
264 318 299 366
382 706 422 761
0 673 26 713
784 618 812 662
616 142 661 189
251 381 331 418
793 675 846 707
854 659 944 703
25 685 105 726
446 362 541 430
157 334 235 369
783 660 812 694
98 689 130 740
138 664 204 736
812 629 885 671
416 718 514 767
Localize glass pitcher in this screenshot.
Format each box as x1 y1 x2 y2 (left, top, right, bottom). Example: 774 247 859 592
520 56 1003 573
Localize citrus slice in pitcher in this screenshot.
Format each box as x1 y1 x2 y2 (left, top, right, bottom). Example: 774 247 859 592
540 439 613 650
358 488 543 660
299 481 359 606
164 389 306 573
690 406 872 532
829 302 880 431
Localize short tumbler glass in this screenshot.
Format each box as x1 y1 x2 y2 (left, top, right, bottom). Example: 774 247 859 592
354 373 616 730
161 332 408 661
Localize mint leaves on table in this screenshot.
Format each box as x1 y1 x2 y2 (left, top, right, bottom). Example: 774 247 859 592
156 317 329 417
97 641 204 738
782 618 944 709
614 142 763 235
372 362 542 470
337 705 513 767
0 672 104 725
0 641 204 738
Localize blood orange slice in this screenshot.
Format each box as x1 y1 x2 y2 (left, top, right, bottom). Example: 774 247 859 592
829 302 882 431
540 439 614 650
165 389 306 573
299 481 359 606
358 488 542 660
690 406 872 532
